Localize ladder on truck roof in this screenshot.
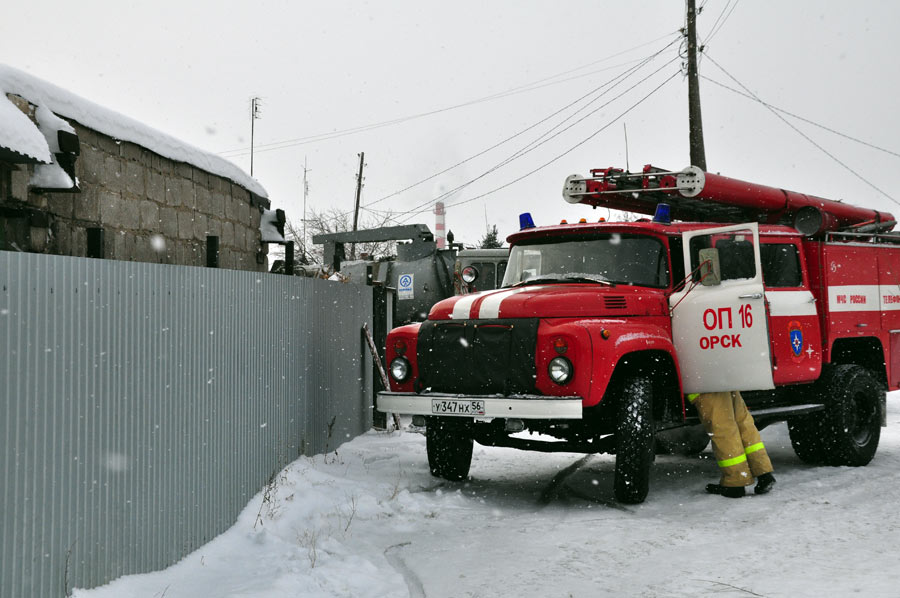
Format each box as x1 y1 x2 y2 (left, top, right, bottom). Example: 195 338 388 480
562 165 896 237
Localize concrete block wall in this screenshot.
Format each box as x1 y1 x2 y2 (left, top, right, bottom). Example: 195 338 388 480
5 115 269 272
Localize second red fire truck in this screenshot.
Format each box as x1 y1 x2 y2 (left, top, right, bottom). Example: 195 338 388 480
378 165 897 503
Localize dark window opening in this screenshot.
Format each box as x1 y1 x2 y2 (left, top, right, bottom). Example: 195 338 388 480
715 238 756 280
760 243 802 288
469 262 497 291
0 162 13 201
669 236 685 289
689 231 757 282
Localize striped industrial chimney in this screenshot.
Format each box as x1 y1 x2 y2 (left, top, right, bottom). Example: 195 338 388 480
434 201 446 249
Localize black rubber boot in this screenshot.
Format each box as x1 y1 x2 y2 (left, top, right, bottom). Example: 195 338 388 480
705 483 746 498
755 472 776 495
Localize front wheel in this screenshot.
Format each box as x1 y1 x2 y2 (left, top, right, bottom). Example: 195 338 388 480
614 376 655 504
426 417 474 481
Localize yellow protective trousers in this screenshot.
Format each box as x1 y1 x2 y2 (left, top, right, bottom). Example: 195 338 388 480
689 391 773 487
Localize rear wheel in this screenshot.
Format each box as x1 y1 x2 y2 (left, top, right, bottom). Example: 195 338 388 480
426 417 474 481
788 365 882 466
787 414 826 464
614 376 655 504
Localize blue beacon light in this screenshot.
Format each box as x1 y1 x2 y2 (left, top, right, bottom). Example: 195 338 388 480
653 203 672 224
519 212 536 230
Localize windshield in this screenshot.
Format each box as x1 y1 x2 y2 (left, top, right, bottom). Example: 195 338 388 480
501 234 669 288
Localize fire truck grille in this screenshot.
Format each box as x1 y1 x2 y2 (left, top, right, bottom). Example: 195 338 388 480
416 318 540 396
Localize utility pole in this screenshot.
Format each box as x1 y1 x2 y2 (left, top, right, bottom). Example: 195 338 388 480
301 157 310 263
351 151 365 260
686 0 707 171
250 97 262 176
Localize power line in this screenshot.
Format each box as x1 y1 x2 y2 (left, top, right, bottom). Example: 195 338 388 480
397 69 681 222
704 53 898 206
217 32 682 158
487 30 681 94
704 0 739 43
218 59 651 158
331 40 682 226
390 57 680 222
691 0 739 75
360 38 683 214
219 58 663 158
701 75 900 159
407 70 681 219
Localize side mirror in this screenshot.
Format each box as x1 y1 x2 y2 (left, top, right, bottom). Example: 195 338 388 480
698 248 721 286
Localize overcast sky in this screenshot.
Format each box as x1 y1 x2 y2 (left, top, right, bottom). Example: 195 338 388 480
5 1 899 246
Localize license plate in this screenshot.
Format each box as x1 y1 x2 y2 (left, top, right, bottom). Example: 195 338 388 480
431 399 486 416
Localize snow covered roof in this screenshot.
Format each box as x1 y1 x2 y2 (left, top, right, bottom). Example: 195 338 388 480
0 90 51 163
0 64 267 199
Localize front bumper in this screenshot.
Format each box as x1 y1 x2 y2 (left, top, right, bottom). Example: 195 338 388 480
377 391 583 420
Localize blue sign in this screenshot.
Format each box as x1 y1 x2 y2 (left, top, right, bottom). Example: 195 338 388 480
398 274 414 300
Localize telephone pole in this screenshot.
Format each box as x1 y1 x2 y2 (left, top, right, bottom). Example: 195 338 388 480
351 151 365 259
686 0 707 171
301 157 310 262
250 97 262 176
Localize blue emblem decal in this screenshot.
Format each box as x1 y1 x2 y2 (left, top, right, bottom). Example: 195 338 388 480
789 321 803 357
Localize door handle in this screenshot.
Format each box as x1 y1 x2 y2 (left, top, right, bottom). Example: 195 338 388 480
738 293 763 300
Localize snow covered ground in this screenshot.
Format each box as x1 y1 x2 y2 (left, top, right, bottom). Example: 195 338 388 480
76 393 900 598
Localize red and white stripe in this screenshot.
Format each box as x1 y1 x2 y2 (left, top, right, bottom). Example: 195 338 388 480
765 290 818 317
449 286 544 320
434 201 446 249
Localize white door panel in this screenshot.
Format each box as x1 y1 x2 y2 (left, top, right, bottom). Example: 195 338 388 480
670 223 775 394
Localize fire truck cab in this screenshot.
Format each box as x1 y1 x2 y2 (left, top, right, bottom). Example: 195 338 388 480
378 165 897 504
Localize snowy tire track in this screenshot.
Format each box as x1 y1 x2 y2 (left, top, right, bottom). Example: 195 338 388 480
384 542 426 598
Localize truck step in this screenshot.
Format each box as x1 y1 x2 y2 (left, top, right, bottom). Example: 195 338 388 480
751 403 826 419
683 403 826 429
751 403 826 430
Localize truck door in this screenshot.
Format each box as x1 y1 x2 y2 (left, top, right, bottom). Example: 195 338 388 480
761 241 822 384
669 223 775 394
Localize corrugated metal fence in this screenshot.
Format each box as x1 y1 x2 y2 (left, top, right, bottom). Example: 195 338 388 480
0 251 374 597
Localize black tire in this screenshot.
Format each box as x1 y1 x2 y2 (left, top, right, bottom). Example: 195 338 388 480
614 375 655 504
655 425 711 456
822 365 882 466
789 365 882 466
426 417 474 481
787 414 826 464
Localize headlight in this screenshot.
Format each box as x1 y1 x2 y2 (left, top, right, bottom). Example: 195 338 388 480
390 357 411 382
548 357 573 385
461 266 478 283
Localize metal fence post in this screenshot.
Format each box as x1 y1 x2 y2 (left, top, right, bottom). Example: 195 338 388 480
206 235 219 268
86 228 105 258
285 241 295 275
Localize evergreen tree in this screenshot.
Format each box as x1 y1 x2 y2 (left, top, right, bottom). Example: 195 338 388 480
479 225 502 249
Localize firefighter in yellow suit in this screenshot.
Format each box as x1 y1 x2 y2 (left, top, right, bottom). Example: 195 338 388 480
688 391 777 498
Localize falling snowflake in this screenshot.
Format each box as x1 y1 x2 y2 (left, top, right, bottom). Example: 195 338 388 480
150 234 166 252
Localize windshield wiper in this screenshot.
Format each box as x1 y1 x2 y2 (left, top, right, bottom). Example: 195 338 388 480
512 274 613 287
561 274 614 286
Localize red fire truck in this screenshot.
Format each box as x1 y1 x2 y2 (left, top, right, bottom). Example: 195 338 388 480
377 165 898 503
